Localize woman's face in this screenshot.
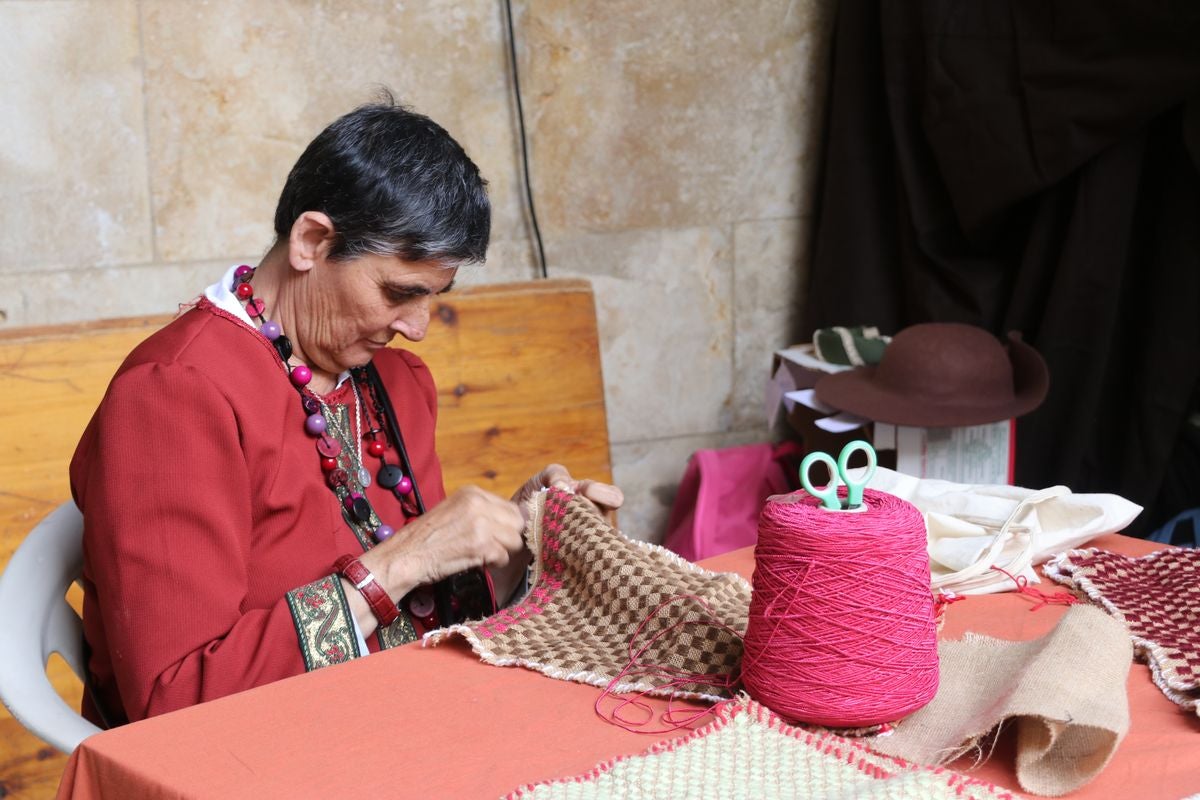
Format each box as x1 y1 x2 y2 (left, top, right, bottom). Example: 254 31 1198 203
295 252 458 376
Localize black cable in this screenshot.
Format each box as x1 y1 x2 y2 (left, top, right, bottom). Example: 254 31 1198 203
361 363 456 624
361 364 426 515
503 0 549 279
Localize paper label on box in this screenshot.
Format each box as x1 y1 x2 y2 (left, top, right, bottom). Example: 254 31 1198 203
896 421 1012 484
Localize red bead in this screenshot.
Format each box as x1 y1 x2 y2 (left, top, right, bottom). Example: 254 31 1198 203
235 283 254 300
367 439 386 458
290 365 312 386
320 456 337 472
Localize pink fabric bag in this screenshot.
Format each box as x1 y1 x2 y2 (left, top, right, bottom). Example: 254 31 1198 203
663 442 799 562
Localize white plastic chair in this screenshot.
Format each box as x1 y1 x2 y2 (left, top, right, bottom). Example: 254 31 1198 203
0 501 102 752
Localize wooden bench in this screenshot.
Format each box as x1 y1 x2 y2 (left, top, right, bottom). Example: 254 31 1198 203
0 278 612 798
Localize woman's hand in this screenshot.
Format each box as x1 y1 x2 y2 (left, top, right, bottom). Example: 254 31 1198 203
349 486 525 635
490 465 623 607
511 463 625 520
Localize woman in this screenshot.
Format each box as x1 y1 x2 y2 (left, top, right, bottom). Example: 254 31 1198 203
69 98 623 726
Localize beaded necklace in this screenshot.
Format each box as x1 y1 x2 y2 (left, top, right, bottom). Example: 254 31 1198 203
229 264 413 546
229 263 495 629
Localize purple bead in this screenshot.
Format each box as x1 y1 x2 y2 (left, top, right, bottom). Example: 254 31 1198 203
290 365 312 386
374 525 395 543
397 476 413 495
261 320 282 340
305 413 327 436
234 264 254 279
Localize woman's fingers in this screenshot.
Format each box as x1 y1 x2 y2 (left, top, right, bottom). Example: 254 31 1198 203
368 486 526 593
512 465 624 528
537 463 573 491
573 478 624 511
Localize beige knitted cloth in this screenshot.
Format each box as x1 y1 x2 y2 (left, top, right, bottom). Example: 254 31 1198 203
425 488 750 700
870 604 1132 797
1044 546 1200 717
504 696 1022 800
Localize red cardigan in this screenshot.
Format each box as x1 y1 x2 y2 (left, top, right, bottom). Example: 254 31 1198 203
70 301 446 724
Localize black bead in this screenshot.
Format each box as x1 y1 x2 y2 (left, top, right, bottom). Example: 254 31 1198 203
273 335 293 362
377 464 405 489
352 497 372 523
302 396 320 414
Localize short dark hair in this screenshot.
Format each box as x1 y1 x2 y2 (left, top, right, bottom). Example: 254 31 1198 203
273 95 490 266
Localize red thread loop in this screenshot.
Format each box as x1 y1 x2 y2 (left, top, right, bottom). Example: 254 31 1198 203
933 590 966 624
990 565 1079 611
595 595 741 734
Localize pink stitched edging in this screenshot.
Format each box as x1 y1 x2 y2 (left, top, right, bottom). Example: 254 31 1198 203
473 489 573 639
502 697 1020 800
1045 547 1200 715
423 489 570 648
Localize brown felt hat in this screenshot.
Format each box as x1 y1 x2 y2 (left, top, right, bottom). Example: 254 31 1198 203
814 323 1049 427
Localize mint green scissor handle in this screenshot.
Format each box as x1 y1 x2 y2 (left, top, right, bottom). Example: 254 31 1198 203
798 440 878 510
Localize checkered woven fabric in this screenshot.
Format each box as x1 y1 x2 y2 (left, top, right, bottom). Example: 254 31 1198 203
1044 547 1200 716
504 696 1022 800
425 488 751 700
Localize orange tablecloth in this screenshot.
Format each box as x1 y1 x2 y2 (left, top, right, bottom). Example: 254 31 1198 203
57 534 1200 799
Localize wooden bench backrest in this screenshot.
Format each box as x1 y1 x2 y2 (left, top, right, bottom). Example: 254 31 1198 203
0 277 610 789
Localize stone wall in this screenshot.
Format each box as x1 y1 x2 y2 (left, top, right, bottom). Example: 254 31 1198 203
0 0 833 542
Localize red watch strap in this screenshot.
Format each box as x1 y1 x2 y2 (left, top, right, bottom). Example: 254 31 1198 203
334 555 400 628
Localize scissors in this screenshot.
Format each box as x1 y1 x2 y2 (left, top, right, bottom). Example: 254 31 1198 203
799 440 878 511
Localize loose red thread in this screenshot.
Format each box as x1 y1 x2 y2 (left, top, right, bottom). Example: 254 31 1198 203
990 564 1079 611
741 488 940 728
933 590 966 626
594 595 742 734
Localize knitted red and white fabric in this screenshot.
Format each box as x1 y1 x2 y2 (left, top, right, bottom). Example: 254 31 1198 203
504 696 1022 800
1044 546 1200 716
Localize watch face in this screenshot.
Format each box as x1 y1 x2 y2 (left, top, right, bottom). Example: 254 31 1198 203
408 587 436 619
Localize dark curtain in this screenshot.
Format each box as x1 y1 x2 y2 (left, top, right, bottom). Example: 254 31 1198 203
803 0 1200 537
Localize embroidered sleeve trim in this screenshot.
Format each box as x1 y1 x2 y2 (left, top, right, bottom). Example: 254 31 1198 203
377 610 419 649
286 574 362 671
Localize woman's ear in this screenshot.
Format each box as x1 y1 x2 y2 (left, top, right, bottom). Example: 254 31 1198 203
287 211 337 273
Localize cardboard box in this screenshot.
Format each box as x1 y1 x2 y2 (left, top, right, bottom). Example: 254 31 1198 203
768 345 1015 484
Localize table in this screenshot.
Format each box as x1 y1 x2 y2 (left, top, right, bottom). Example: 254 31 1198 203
57 534 1200 799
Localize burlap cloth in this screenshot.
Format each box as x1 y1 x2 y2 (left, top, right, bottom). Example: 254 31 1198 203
425 488 750 700
505 695 1022 800
869 604 1131 797
1044 546 1200 717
